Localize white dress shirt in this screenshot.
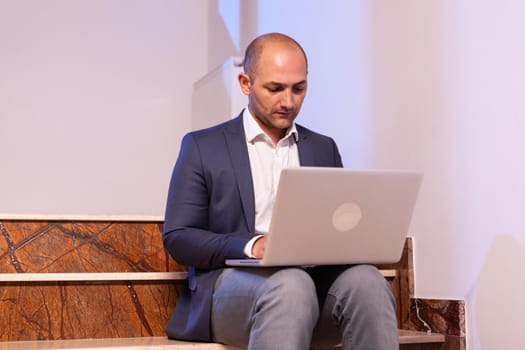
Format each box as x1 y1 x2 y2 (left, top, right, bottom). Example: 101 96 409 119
242 108 300 257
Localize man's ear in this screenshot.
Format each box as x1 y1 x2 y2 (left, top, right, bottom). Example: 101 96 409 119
238 73 252 96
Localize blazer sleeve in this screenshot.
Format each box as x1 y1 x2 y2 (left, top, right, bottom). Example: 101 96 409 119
162 133 253 269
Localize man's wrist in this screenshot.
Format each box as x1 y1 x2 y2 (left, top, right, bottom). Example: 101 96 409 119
243 234 264 258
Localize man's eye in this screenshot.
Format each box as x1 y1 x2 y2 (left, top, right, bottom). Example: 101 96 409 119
267 87 282 93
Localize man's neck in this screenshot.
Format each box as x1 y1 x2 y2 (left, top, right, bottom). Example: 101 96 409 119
248 109 288 145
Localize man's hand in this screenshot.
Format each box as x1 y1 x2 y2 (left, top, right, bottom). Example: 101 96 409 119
251 236 267 259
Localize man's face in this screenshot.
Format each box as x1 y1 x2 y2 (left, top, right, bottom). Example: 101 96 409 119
239 43 308 142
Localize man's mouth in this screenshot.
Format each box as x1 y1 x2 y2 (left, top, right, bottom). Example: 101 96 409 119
275 110 293 117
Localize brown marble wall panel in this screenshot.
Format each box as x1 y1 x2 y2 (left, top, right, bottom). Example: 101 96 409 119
405 298 466 350
0 221 183 273
0 220 186 341
0 281 182 341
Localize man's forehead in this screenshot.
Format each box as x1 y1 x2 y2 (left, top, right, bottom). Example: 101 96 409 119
256 55 307 81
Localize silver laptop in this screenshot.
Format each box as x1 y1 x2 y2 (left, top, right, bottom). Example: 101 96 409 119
225 167 423 267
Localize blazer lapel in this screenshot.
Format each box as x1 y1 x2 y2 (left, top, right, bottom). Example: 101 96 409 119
297 125 315 166
223 115 256 232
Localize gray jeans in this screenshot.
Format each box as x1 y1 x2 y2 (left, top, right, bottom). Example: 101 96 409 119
211 264 398 350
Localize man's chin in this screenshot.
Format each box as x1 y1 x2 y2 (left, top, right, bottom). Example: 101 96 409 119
274 116 296 127
274 122 294 130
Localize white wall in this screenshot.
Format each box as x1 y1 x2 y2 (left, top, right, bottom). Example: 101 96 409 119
445 1 525 348
0 0 208 217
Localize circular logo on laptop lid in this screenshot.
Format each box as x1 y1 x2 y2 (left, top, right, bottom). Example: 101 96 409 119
332 202 362 232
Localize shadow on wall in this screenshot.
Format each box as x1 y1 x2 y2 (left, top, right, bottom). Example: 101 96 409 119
207 0 240 71
473 234 525 349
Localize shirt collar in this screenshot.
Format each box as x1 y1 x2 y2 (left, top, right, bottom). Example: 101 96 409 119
243 107 298 144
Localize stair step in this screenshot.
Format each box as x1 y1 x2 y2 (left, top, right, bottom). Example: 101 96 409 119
0 337 227 350
0 330 444 350
399 329 445 344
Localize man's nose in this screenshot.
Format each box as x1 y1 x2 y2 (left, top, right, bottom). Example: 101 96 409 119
280 90 293 109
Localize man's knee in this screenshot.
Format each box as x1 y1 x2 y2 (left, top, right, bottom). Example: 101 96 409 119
262 268 317 297
331 265 394 303
257 268 319 318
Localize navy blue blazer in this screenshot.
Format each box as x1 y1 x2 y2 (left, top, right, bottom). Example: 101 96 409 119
163 113 343 341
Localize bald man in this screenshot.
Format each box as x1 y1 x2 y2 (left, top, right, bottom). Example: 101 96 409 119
163 33 398 350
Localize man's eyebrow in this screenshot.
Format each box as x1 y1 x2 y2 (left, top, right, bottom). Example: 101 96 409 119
294 80 307 86
265 80 307 86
